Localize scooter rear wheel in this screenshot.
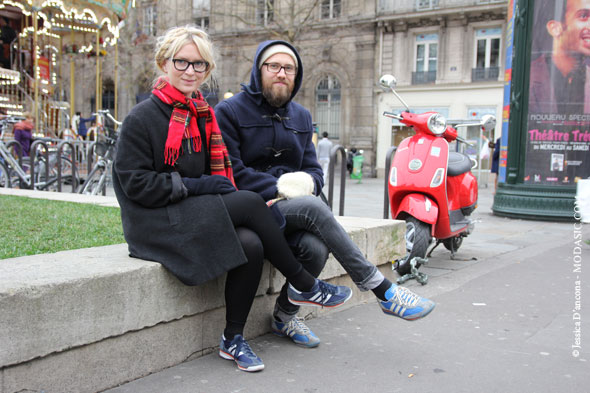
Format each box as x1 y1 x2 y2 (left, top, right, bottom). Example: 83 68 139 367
443 236 463 253
397 216 431 276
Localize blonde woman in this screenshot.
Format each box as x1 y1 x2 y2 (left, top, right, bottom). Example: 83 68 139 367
112 26 352 373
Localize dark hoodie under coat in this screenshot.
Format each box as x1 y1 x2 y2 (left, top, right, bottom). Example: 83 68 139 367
215 40 323 202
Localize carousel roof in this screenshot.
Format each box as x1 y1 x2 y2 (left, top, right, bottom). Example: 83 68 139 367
0 0 132 43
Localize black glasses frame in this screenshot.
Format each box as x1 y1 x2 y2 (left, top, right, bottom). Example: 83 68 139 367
172 58 210 73
262 62 297 75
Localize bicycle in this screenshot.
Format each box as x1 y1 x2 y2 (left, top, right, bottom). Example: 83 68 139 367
78 110 121 195
0 117 79 191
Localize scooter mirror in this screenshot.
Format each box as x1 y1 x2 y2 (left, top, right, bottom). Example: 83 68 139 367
379 74 397 90
481 114 496 133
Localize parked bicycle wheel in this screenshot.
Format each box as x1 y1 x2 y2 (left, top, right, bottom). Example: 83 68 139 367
79 163 106 195
9 156 29 188
0 161 10 188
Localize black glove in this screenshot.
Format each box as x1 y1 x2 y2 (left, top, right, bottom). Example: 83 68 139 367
182 175 236 196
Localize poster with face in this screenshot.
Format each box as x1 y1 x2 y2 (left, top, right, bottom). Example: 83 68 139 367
525 0 590 186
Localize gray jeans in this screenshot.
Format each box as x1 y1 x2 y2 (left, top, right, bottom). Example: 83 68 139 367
273 195 384 321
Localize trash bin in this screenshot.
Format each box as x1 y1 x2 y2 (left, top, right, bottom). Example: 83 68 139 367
351 153 364 181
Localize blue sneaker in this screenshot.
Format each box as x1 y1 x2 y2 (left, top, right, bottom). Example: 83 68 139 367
219 334 264 372
271 317 320 348
288 279 352 308
379 284 435 320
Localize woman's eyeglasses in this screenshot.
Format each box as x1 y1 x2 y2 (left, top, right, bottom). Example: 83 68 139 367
172 58 210 73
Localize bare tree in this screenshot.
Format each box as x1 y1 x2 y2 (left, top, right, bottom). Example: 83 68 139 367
214 0 321 44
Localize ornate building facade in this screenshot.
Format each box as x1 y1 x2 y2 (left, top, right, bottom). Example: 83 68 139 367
97 0 509 176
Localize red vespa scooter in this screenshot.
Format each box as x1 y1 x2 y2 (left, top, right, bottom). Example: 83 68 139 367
379 75 496 276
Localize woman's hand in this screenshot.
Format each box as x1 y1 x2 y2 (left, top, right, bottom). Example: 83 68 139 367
182 175 236 195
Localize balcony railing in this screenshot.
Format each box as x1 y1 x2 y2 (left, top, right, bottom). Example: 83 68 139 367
471 67 500 81
412 70 437 84
378 0 507 13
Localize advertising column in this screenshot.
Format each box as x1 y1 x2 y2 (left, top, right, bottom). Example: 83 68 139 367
493 0 589 221
525 0 590 186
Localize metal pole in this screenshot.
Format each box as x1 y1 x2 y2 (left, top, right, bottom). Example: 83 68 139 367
33 10 39 129
96 30 100 113
327 145 347 216
383 146 396 219
114 41 118 119
70 18 75 121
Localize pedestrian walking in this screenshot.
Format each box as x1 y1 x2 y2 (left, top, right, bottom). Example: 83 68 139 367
316 131 333 183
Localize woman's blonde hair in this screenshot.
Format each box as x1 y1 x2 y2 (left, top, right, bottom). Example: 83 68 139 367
154 25 216 83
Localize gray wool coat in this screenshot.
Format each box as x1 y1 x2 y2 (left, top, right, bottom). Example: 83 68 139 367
113 95 247 286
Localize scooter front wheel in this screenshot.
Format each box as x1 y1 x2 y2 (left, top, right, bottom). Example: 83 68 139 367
397 216 432 276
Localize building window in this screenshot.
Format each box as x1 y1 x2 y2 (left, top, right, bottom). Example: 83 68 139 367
193 0 210 30
315 75 341 139
143 3 157 36
321 0 341 19
472 28 501 81
413 33 437 84
257 0 274 26
416 0 439 11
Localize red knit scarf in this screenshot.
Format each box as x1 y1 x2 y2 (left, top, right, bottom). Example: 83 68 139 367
152 77 235 185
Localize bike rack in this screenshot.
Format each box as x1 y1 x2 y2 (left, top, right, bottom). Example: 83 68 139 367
86 141 98 175
383 145 397 219
56 140 78 193
327 144 347 216
29 140 49 190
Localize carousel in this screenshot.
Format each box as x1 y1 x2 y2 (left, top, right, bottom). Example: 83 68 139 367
0 0 132 138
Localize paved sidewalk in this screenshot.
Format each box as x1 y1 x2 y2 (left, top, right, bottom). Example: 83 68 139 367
2 177 588 393
102 178 589 393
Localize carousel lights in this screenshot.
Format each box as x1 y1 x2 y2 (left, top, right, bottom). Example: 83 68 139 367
7 110 24 116
3 1 31 16
0 68 21 85
0 96 9 101
0 102 24 109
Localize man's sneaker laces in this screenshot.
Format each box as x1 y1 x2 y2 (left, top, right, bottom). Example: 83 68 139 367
379 284 435 320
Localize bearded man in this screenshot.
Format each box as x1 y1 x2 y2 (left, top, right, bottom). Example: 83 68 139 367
216 41 434 349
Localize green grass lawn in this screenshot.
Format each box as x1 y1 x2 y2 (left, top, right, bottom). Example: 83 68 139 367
0 194 125 259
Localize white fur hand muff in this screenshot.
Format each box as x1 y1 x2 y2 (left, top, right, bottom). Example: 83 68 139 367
276 172 315 199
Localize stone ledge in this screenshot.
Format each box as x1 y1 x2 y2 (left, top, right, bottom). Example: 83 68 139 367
0 217 404 393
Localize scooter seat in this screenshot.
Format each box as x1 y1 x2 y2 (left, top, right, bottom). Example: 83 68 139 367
447 152 473 177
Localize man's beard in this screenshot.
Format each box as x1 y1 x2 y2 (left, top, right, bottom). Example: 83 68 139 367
262 83 292 108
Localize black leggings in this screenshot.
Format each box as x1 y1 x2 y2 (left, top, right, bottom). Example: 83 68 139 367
221 190 315 338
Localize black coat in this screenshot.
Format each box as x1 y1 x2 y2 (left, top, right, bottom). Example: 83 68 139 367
113 95 246 286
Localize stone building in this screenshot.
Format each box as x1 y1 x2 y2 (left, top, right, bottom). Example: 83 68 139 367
90 0 509 177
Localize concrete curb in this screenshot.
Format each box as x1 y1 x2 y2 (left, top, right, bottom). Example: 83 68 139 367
0 189 405 393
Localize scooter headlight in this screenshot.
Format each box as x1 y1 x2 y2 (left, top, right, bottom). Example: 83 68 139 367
427 114 447 135
389 166 397 186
